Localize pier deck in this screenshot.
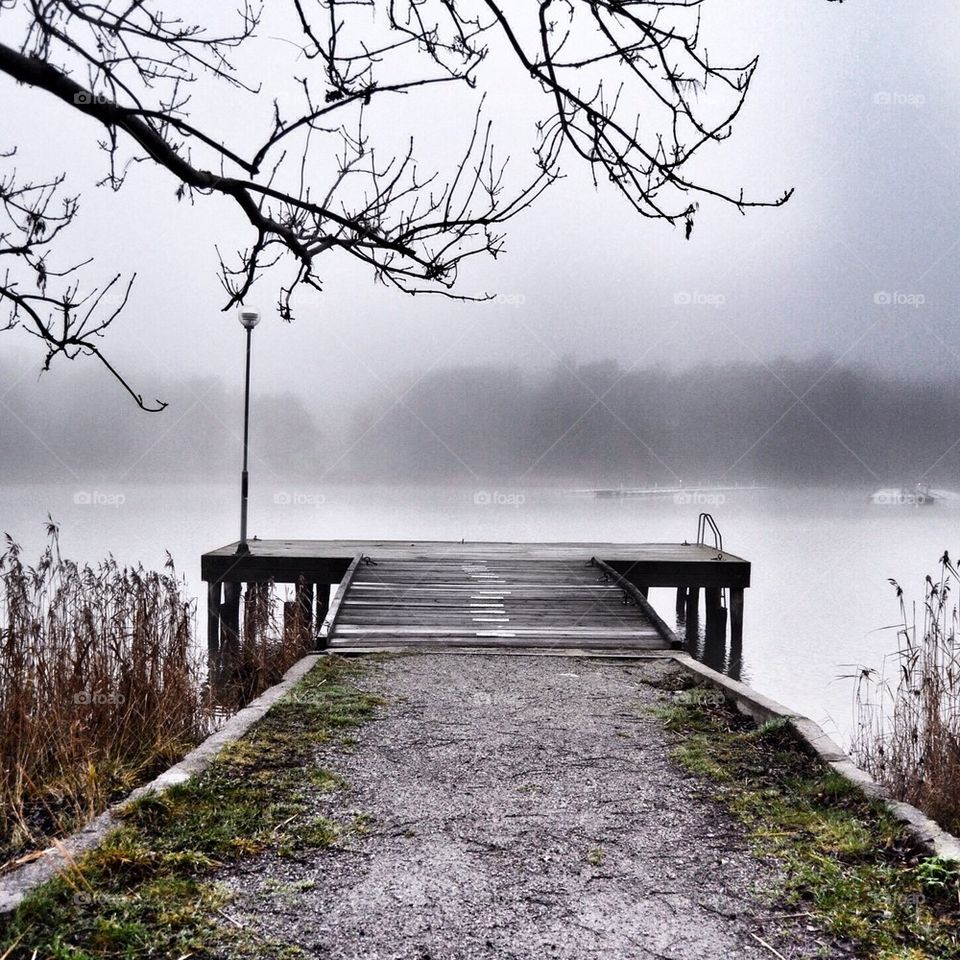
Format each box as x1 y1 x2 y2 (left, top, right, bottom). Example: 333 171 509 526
330 558 669 649
201 539 750 654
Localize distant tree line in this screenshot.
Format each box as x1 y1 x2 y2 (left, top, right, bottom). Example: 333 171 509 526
341 359 960 487
5 357 956 488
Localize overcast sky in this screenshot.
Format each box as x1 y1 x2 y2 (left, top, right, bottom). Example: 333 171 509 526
2 0 959 423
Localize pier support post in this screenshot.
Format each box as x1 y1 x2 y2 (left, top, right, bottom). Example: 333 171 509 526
220 581 241 666
315 584 330 650
704 588 723 635
729 587 744 648
298 581 314 640
675 587 688 619
703 588 727 671
207 581 221 660
684 586 700 644
685 586 700 622
705 587 722 616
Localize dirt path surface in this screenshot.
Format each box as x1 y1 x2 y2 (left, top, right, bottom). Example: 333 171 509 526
222 654 837 959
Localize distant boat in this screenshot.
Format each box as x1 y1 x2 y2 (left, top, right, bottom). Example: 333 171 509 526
566 482 762 500
869 484 936 506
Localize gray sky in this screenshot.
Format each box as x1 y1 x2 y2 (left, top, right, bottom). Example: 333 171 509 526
2 0 959 421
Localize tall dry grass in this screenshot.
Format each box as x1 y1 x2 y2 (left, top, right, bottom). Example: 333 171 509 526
852 553 960 835
0 523 208 864
0 525 317 866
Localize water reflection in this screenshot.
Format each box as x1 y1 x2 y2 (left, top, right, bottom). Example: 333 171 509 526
679 595 743 682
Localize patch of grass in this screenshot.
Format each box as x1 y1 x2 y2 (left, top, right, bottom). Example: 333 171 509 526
662 688 960 959
306 767 348 792
0 655 383 959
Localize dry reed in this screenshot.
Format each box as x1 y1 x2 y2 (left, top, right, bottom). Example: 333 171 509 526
851 552 960 834
0 524 317 866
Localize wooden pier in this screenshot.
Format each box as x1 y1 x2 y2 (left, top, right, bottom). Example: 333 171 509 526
201 538 750 656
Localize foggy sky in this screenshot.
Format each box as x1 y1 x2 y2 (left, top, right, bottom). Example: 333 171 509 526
2 0 960 484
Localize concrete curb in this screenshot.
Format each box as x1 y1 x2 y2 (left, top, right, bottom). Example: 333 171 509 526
672 653 960 864
0 653 322 916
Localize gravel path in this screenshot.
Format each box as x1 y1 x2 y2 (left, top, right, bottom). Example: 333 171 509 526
221 654 841 959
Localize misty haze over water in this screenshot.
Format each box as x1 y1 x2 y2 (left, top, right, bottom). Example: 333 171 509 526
7 346 960 745
5 355 960 490
0 474 953 747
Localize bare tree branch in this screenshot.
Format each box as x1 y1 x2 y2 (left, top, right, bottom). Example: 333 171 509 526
0 0 833 408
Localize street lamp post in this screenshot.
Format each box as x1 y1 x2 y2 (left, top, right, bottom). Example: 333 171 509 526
236 306 261 554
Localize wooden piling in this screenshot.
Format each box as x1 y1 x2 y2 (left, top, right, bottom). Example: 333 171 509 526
316 583 330 623
703 594 727 672
207 581 221 659
220 581 241 664
315 584 330 649
704 587 722 634
297 580 314 638
730 587 744 647
685 586 700 622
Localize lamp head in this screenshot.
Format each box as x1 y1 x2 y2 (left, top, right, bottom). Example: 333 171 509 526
238 306 261 330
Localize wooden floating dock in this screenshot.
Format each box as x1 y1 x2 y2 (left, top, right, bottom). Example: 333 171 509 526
331 558 669 649
201 539 750 655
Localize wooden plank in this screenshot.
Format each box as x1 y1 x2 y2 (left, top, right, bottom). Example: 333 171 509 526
341 600 634 610
334 619 662 632
318 553 364 645
333 625 663 638
354 581 606 589
203 538 747 561
347 586 613 594
326 549 675 651
329 645 681 658
338 611 643 620
328 635 665 649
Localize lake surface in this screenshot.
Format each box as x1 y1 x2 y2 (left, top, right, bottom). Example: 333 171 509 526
1 481 954 746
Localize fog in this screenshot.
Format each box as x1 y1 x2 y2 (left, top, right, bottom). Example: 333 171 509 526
341 359 960 487
1 0 960 423
5 352 959 490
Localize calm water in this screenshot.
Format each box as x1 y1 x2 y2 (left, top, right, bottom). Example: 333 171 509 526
1 481 954 746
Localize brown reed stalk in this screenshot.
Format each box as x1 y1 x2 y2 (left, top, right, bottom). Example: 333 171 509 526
1 525 323 864
0 523 211 863
851 553 960 834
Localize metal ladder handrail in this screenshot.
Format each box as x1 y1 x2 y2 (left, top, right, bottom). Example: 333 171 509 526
697 512 723 558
